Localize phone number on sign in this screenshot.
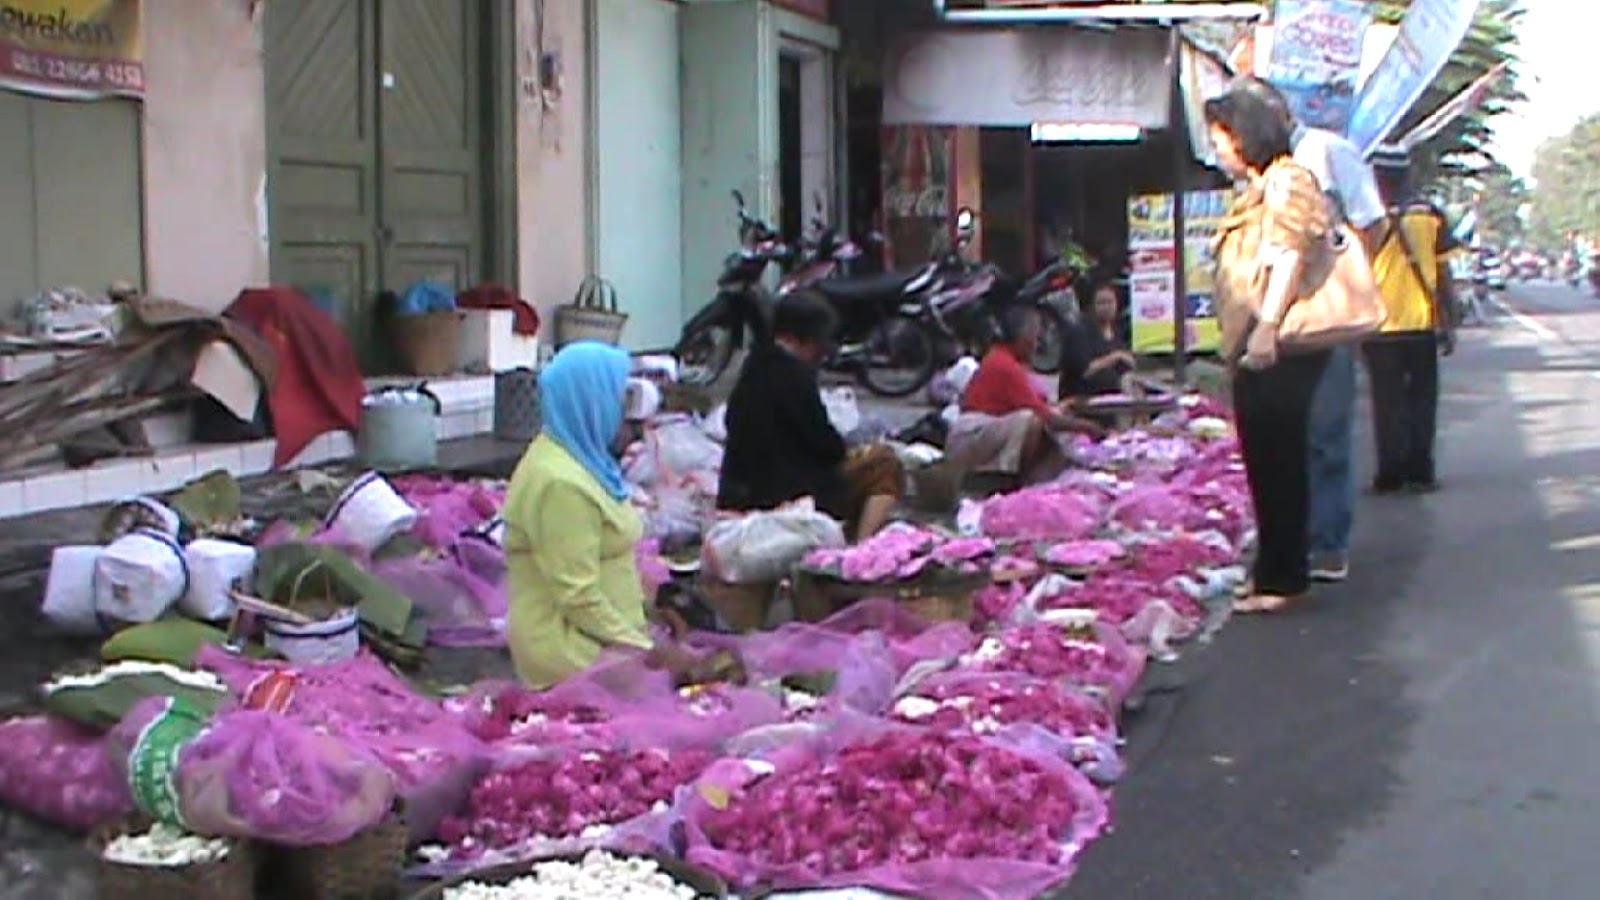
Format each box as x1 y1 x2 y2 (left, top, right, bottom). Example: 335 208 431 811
6 49 143 92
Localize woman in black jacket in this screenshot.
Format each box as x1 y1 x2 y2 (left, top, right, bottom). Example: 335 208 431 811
717 292 903 541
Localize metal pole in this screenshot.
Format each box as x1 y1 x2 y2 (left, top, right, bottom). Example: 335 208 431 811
1169 24 1189 384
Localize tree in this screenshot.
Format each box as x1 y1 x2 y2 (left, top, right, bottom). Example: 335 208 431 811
1527 114 1600 250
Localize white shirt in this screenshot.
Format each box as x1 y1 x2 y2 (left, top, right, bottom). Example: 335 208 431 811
1292 126 1385 231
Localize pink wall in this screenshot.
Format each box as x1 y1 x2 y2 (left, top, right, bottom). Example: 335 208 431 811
514 0 592 329
140 1 269 312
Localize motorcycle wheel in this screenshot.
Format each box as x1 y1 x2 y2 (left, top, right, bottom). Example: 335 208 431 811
858 315 938 398
675 322 738 386
1029 302 1069 375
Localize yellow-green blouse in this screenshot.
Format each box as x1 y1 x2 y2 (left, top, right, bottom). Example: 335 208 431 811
503 435 650 688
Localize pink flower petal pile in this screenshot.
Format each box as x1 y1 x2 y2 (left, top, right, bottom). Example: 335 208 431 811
437 746 713 856
803 527 994 583
893 675 1116 743
696 732 1098 874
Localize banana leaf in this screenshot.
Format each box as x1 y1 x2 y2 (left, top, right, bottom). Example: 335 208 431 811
169 470 243 535
255 542 413 637
43 670 227 732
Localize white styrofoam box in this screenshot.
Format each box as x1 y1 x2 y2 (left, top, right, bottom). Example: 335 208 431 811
457 309 538 373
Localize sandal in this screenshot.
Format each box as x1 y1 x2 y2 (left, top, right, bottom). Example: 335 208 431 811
1232 593 1302 614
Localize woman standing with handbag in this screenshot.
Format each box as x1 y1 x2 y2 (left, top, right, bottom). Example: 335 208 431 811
1206 87 1336 614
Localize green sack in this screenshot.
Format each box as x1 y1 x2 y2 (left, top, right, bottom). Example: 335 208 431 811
102 619 276 667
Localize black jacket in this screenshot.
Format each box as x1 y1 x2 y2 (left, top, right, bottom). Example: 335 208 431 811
717 344 847 512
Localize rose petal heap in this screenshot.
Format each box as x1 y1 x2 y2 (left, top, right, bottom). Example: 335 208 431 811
978 483 1106 542
803 526 993 584
962 623 1142 699
698 732 1095 874
437 747 713 856
892 676 1115 743
464 686 612 744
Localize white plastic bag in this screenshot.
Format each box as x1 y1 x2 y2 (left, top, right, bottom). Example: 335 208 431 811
702 500 847 584
182 539 256 621
821 386 861 437
94 530 188 624
624 415 724 490
41 545 104 635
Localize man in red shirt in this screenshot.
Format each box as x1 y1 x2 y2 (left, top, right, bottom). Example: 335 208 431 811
947 306 1104 482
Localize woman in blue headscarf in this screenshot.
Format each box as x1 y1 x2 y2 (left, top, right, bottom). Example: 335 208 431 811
502 341 691 687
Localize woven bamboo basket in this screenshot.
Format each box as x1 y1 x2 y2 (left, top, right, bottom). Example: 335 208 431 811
394 311 464 376
92 820 256 900
906 461 963 515
407 851 728 899
280 814 408 900
791 567 988 624
554 276 626 347
695 576 775 633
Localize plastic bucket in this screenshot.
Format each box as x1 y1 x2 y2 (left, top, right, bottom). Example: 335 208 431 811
264 608 361 665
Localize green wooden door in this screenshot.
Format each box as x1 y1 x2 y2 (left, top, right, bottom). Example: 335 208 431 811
377 1 482 293
266 0 485 367
265 0 381 339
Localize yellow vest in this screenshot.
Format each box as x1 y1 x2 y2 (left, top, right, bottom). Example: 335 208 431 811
1371 205 1458 333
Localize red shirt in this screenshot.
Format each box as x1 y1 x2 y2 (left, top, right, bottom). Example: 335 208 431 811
961 346 1052 418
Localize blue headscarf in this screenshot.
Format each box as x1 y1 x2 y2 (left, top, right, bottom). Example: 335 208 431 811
538 341 631 500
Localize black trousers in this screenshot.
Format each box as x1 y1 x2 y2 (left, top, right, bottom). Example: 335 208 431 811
1362 334 1440 487
1233 351 1330 597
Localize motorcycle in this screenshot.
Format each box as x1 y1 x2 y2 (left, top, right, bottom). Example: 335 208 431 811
674 192 943 398
673 191 790 386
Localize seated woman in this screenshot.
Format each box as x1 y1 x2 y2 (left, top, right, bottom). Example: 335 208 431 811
718 291 903 542
947 305 1105 484
502 341 697 688
1059 280 1136 401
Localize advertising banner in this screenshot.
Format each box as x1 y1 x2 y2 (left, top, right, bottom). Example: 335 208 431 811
1346 0 1483 158
1128 190 1232 355
881 125 955 270
0 0 143 99
1266 0 1372 133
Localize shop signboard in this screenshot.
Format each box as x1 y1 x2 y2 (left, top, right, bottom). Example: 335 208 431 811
1266 0 1372 134
1346 0 1483 158
1127 190 1232 355
0 0 143 99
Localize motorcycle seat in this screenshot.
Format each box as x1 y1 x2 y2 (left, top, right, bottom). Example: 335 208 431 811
815 270 924 304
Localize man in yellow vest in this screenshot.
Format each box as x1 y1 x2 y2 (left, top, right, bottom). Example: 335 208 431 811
1365 147 1462 494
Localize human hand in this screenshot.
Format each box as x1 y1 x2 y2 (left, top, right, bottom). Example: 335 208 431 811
1115 350 1137 368
1242 321 1280 371
1438 330 1456 357
645 643 702 678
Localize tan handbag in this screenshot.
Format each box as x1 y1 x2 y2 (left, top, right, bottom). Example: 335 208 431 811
1273 222 1387 353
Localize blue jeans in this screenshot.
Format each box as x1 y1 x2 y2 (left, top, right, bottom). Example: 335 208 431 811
1307 344 1356 556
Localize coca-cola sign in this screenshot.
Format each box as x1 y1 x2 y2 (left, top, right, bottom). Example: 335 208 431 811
885 28 1168 128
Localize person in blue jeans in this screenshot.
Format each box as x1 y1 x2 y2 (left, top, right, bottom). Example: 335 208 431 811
1243 78 1387 582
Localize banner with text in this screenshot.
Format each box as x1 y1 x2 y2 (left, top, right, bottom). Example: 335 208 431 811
1128 190 1232 356
0 0 143 99
1346 0 1482 158
1267 0 1372 134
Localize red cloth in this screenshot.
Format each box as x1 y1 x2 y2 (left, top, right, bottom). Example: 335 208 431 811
225 287 365 467
961 346 1052 418
456 283 540 336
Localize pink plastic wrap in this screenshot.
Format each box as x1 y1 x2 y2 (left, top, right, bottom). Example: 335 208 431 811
195 647 487 842
0 715 134 831
390 475 504 550
686 624 900 715
445 653 784 752
680 714 1108 899
176 709 396 846
819 598 977 675
370 543 507 647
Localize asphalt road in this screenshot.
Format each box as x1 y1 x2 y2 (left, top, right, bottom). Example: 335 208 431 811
1070 280 1600 899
